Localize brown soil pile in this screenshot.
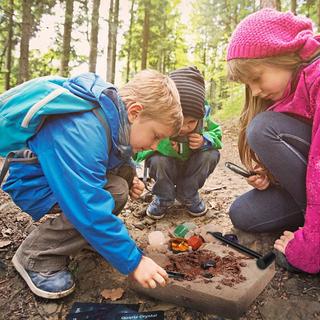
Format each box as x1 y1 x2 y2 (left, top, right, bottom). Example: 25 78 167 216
166 249 249 286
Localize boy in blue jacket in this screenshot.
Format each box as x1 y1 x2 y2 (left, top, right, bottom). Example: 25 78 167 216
2 70 182 299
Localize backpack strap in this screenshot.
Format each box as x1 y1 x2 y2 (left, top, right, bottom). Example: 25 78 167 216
92 107 112 154
0 152 15 186
0 107 112 187
0 150 38 186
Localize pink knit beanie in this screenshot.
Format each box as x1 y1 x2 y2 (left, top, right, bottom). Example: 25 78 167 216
227 8 320 61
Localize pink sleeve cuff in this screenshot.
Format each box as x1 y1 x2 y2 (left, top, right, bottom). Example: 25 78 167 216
285 228 320 274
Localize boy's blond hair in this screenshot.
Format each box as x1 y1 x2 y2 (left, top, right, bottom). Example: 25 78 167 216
119 69 183 136
227 52 313 179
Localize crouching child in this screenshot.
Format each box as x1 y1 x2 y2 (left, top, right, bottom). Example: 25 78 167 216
0 70 182 298
135 66 222 220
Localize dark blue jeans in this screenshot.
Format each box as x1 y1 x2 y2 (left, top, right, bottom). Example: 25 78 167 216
147 149 220 206
229 111 311 232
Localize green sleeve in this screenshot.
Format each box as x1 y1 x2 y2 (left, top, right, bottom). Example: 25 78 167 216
133 138 190 162
202 115 223 149
133 150 155 163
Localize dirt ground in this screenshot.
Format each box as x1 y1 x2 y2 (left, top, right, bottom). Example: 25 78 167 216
0 120 319 320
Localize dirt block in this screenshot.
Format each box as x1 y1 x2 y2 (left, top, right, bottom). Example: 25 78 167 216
131 242 275 319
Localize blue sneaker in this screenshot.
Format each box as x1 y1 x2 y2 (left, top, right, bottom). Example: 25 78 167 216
186 199 207 217
146 198 173 220
12 253 75 299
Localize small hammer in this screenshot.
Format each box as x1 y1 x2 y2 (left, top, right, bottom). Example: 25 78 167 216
207 232 275 270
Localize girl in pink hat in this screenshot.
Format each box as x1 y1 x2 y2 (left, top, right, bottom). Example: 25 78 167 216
227 8 320 274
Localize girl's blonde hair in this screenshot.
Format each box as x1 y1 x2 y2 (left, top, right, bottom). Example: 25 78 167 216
119 69 183 136
227 53 305 177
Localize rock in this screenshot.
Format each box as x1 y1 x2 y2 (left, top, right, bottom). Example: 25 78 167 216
148 231 166 246
131 243 275 319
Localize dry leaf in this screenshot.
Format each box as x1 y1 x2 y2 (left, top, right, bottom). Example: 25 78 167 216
101 287 124 301
0 240 12 248
16 213 26 222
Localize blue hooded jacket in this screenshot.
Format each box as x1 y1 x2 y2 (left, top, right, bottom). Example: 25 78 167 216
3 73 142 275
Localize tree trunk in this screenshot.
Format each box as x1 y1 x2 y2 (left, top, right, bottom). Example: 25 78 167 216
306 0 312 17
161 16 167 73
202 33 207 78
89 0 101 72
126 0 135 82
224 0 232 35
110 0 119 83
276 0 281 11
5 0 14 89
141 0 150 70
209 78 216 107
106 0 114 82
60 0 74 77
18 0 32 84
291 0 297 14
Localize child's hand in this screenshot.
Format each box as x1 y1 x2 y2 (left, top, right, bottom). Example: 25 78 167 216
171 140 179 152
247 174 270 190
246 165 270 190
274 231 295 254
130 256 169 289
129 176 145 200
188 133 204 149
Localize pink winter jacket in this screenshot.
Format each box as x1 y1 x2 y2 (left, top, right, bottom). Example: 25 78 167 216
268 58 320 274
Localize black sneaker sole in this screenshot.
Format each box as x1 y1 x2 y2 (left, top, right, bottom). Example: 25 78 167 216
146 208 166 220
187 206 208 217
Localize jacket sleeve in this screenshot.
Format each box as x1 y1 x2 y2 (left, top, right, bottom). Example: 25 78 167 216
133 150 155 163
28 112 142 275
285 79 320 274
202 115 223 150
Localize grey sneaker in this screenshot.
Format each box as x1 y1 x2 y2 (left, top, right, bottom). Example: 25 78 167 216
186 199 208 217
12 253 75 299
146 198 173 220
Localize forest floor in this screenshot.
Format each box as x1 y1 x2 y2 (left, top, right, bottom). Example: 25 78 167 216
0 119 319 320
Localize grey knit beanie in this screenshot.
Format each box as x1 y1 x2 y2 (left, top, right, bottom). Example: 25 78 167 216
169 66 205 119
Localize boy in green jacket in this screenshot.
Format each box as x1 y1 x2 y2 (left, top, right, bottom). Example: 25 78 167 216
135 66 222 219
